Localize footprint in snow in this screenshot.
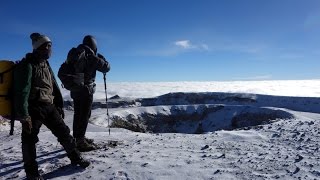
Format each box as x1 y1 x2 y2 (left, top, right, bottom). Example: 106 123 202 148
295 154 303 163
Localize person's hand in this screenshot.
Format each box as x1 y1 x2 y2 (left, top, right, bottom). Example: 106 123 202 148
97 53 106 61
57 107 65 119
20 116 32 134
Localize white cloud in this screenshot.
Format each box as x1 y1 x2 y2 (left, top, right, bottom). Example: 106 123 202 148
175 40 192 49
233 75 272 81
134 40 210 57
200 43 209 50
174 40 209 51
211 43 264 54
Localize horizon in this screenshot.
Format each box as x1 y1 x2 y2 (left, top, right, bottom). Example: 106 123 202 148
1 0 320 83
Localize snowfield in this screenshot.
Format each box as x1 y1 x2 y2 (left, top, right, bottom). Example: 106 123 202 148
1 80 320 180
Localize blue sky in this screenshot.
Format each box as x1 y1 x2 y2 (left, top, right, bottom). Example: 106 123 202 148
1 0 320 82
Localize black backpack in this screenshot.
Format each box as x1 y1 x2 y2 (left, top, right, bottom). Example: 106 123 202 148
58 47 85 91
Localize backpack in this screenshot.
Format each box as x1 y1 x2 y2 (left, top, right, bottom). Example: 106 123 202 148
58 47 85 91
0 60 15 116
0 60 29 135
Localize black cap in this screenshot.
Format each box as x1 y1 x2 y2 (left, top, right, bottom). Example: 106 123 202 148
83 35 97 53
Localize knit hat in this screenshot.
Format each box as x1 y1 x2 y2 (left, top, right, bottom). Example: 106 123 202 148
30 33 51 49
83 35 97 53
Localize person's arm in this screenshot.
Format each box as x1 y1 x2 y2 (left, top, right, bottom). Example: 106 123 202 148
95 53 110 73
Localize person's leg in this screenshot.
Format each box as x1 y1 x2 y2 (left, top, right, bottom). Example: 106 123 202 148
82 93 93 138
71 92 82 139
71 91 95 150
41 104 75 153
41 103 90 168
71 90 93 138
23 108 43 178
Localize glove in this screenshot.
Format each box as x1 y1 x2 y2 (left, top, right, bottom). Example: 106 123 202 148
57 107 65 119
20 116 32 134
97 53 106 61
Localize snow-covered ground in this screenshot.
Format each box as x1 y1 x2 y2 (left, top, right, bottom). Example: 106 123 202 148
1 80 320 180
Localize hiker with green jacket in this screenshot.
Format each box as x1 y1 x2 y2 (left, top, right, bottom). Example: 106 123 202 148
14 33 90 180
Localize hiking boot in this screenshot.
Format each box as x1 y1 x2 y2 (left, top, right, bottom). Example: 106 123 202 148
71 156 90 168
68 150 90 168
76 138 97 152
84 137 94 144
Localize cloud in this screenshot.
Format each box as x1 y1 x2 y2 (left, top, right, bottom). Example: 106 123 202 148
174 40 209 51
210 43 265 54
133 39 210 56
200 44 209 50
174 39 265 54
175 40 192 49
233 75 272 80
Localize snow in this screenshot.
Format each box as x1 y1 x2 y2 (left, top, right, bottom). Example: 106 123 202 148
1 80 320 180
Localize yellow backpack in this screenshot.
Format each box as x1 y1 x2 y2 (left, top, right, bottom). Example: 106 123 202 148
0 60 16 135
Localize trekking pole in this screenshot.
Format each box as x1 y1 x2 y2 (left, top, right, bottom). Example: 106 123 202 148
103 73 110 135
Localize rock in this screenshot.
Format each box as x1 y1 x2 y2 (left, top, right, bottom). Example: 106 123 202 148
110 95 121 99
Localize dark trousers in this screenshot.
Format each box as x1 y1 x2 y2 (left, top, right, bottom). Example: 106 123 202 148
71 89 93 140
22 102 76 176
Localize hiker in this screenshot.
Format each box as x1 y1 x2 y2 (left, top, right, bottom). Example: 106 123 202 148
14 33 90 180
65 35 110 151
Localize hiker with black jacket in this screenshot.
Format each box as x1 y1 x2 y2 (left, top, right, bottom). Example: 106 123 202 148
14 33 90 180
60 35 110 152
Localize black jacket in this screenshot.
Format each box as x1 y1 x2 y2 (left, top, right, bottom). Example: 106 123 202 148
14 53 63 118
72 44 110 94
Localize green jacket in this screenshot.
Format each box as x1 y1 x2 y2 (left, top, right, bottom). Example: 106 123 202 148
14 53 64 118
